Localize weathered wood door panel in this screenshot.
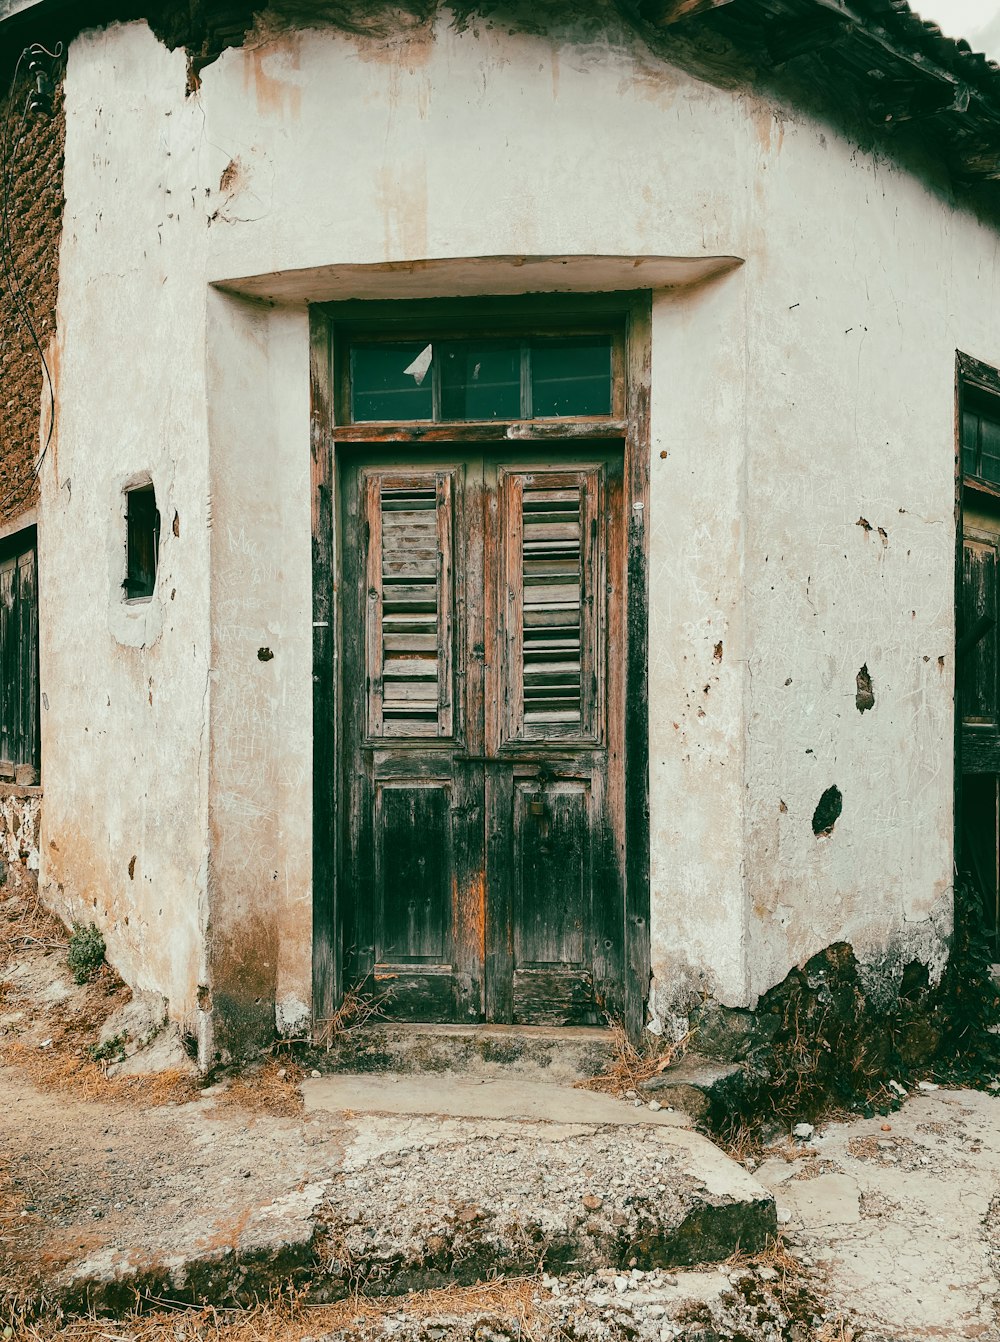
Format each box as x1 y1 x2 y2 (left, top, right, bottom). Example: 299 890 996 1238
961 534 1000 775
0 542 38 778
960 517 1000 954
340 448 624 1025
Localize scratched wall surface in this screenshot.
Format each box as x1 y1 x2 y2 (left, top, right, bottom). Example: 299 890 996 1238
40 12 1000 1045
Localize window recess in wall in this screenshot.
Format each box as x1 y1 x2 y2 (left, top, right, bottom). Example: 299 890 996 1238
123 484 160 601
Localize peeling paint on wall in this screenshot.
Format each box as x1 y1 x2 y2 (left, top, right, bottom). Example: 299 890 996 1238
0 787 41 897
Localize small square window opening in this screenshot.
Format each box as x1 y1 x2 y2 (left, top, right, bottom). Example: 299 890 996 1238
124 484 160 601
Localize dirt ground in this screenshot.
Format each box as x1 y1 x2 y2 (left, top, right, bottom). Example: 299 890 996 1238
3 889 1000 1341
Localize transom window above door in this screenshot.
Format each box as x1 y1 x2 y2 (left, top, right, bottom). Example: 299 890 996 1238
347 334 617 423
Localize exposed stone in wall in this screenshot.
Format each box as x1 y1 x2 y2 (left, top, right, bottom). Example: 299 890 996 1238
0 785 41 898
0 80 64 528
684 929 999 1140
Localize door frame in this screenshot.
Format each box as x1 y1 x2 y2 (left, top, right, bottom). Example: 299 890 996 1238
309 292 652 1040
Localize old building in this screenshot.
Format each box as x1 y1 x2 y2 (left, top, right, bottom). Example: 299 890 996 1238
1 0 999 1063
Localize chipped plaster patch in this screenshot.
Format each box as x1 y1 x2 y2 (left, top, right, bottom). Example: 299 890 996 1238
275 994 309 1037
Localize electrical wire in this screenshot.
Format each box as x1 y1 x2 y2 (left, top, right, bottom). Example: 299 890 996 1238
0 42 63 517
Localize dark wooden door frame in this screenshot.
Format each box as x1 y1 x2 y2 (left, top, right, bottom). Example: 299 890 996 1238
310 292 652 1041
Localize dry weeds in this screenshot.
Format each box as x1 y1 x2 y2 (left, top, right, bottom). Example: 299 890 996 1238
1 893 198 1110
5 1040 197 1108
312 986 394 1050
575 1020 692 1095
0 890 68 957
720 1122 765 1164
814 1320 857 1342
5 1278 540 1342
725 1233 803 1304
213 1060 306 1118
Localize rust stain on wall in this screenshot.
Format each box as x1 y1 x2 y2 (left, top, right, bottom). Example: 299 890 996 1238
375 160 429 261
210 910 281 1058
242 39 302 120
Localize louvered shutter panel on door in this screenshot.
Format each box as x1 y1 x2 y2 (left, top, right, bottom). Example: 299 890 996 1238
500 467 602 743
365 471 454 739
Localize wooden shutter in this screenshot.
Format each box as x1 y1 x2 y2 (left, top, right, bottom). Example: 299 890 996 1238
0 544 39 775
500 467 602 743
962 538 998 726
16 548 37 772
0 557 15 771
365 470 454 739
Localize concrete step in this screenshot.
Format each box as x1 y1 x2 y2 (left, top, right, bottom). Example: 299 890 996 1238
318 1022 617 1084
51 1074 774 1314
303 1073 776 1295
639 1055 744 1122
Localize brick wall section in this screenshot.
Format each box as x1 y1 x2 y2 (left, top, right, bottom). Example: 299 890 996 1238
0 82 64 529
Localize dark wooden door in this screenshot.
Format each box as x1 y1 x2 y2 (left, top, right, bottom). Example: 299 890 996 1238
960 525 1000 948
0 540 38 780
340 448 625 1025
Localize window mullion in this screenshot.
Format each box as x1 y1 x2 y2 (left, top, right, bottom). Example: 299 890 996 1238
431 343 443 423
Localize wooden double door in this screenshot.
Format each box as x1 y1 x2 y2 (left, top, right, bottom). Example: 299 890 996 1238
340 447 626 1025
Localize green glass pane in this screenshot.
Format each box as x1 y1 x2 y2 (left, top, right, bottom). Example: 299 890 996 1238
530 337 612 418
962 408 980 476
352 343 434 421
981 413 1000 485
440 342 521 420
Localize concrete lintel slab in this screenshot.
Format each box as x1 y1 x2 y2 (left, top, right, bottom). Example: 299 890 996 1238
211 253 743 305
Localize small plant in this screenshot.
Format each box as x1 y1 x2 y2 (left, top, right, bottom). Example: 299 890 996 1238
86 1032 126 1064
66 922 105 984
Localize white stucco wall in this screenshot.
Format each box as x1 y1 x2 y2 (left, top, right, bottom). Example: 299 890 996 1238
38 8 1000 1040
205 292 313 1051
39 31 212 1026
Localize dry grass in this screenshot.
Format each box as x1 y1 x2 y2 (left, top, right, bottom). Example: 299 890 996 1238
213 1060 306 1118
0 890 69 958
1 893 311 1122
1 892 197 1111
5 1040 197 1108
5 1278 541 1341
728 1229 798 1264
575 1020 692 1095
0 1149 27 1227
720 1122 765 1164
312 986 394 1050
814 1320 858 1342
724 1232 824 1326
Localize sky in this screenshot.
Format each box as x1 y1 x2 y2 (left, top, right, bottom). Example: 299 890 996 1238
912 0 1000 57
